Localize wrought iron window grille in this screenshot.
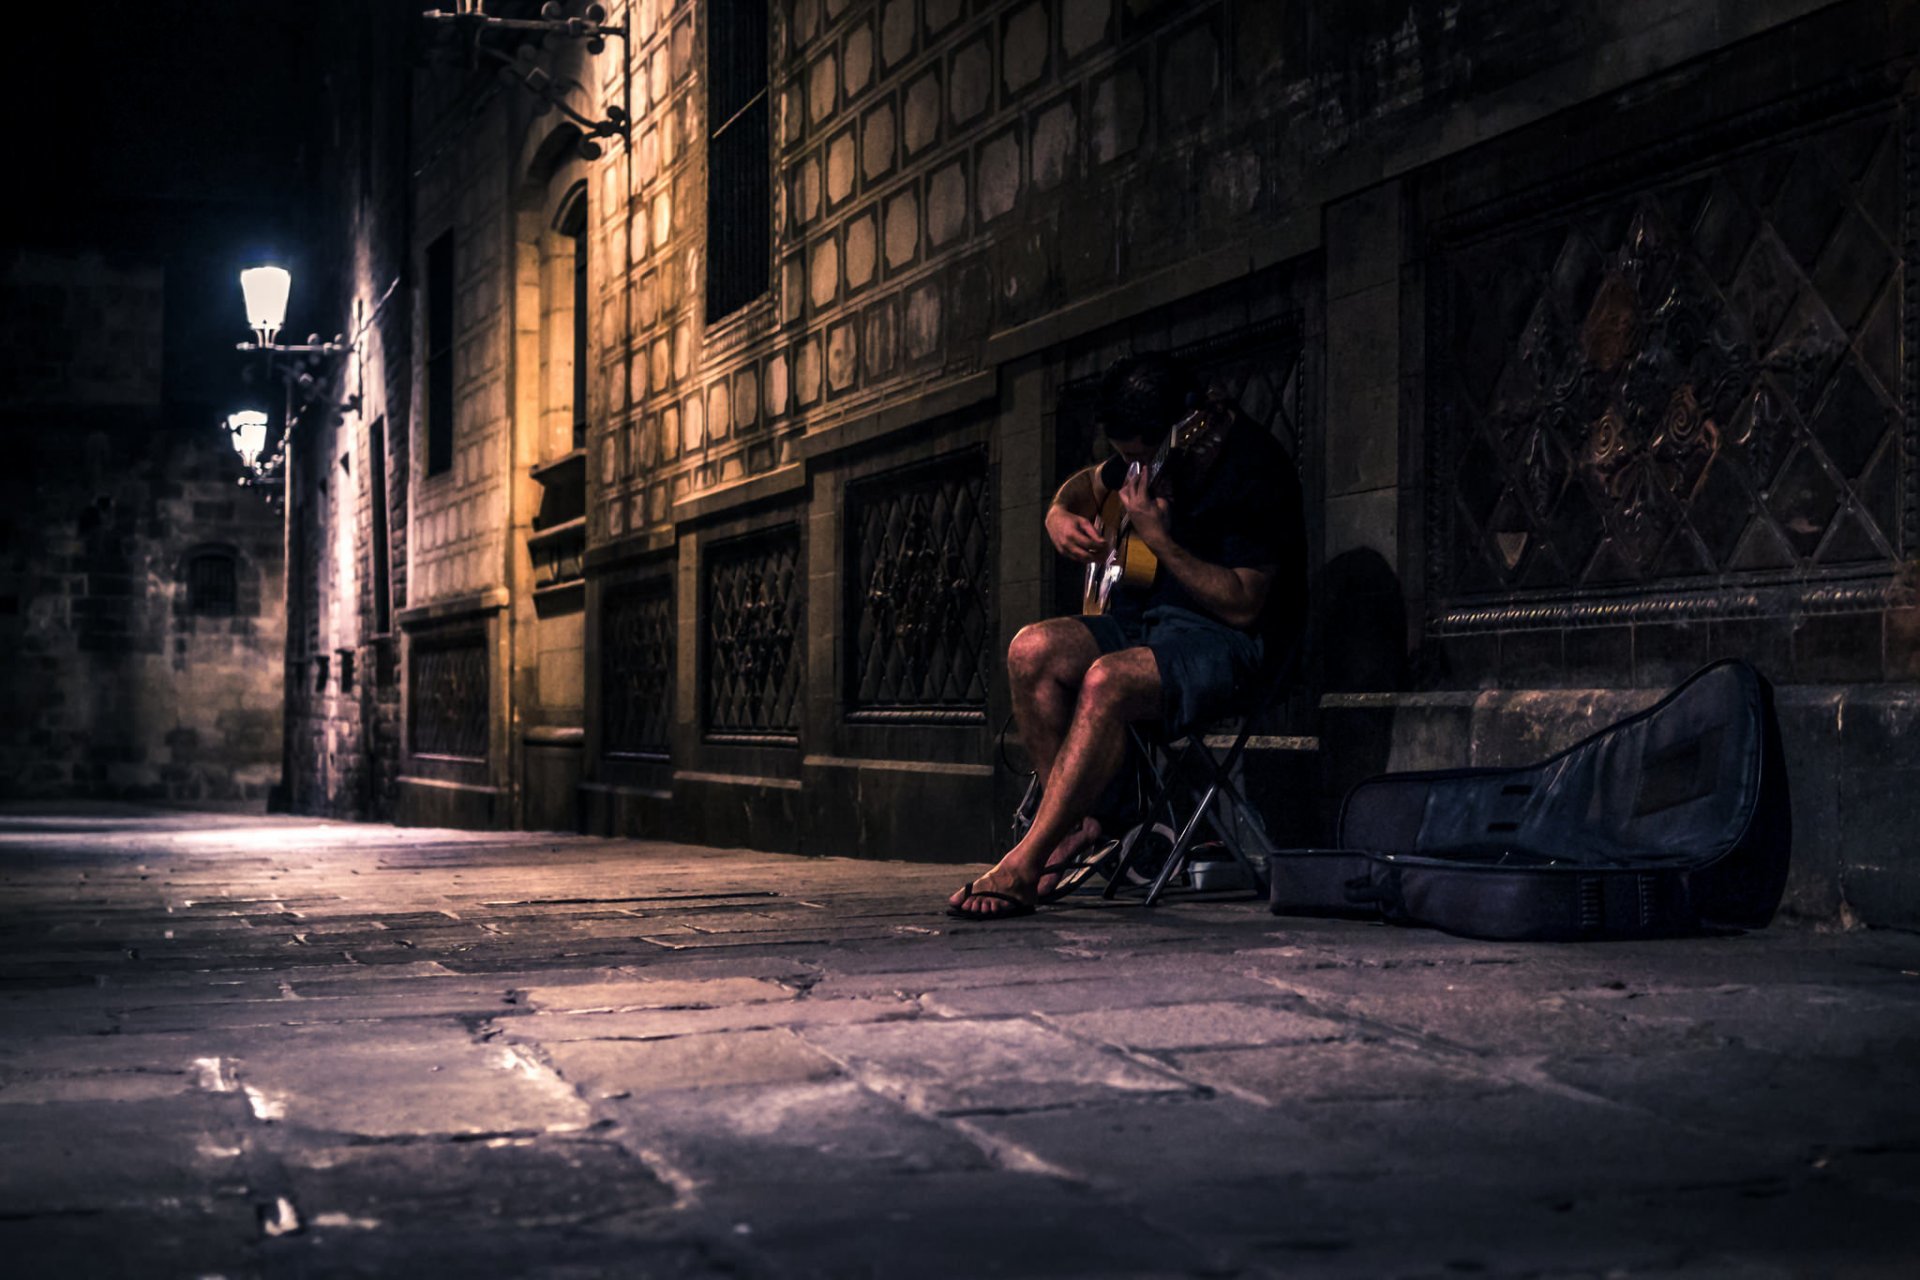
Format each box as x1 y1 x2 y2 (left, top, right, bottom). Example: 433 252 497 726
703 527 802 741
1423 101 1912 632
845 451 993 723
409 635 490 759
602 583 674 760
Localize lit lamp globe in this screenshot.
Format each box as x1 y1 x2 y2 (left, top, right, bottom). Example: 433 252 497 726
228 410 270 472
240 266 291 347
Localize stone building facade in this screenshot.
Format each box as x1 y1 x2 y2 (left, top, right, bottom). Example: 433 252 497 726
277 0 417 821
292 0 1919 925
0 252 285 805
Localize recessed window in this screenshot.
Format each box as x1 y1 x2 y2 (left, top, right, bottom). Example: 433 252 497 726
369 417 392 634
559 192 590 449
706 0 770 323
187 551 237 617
425 231 455 475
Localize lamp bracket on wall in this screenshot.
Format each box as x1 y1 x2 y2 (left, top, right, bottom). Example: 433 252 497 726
423 2 628 57
480 44 628 158
240 341 354 420
236 336 346 356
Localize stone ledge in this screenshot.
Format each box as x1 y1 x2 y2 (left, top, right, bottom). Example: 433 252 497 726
670 463 807 527
802 754 994 778
396 587 510 630
792 370 997 465
583 526 676 572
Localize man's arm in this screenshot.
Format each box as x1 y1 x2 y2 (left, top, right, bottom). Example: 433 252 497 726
1116 467 1273 630
1151 545 1274 631
1045 464 1111 564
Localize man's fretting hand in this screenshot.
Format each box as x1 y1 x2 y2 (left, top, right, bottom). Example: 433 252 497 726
1046 505 1107 564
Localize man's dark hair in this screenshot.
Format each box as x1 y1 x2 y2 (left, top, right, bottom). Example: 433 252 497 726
1094 352 1200 444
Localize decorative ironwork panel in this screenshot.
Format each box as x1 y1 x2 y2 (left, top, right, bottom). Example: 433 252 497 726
1053 313 1306 615
1428 104 1910 628
603 583 673 758
846 451 992 721
704 528 802 739
409 635 488 759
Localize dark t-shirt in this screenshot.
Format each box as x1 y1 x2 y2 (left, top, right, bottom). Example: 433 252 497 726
1098 412 1307 649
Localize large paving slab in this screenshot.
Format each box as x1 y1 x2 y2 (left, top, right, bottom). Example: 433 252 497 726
2 804 1918 1277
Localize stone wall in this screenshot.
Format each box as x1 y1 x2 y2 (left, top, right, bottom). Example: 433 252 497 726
280 0 415 822
0 253 285 805
289 0 1920 924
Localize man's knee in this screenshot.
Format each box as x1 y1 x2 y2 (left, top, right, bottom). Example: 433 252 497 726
1080 651 1154 718
1008 620 1085 686
1007 623 1053 685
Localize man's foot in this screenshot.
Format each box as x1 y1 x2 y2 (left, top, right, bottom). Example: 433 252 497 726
1035 816 1105 901
946 864 1039 919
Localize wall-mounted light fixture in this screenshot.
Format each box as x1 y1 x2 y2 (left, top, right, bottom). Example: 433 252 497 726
423 1 627 56
228 410 270 473
422 2 629 160
237 265 345 356
230 265 356 494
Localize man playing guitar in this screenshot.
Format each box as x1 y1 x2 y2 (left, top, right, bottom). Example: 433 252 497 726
949 352 1308 920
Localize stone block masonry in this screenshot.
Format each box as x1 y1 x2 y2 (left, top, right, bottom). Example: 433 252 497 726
0 253 285 806
280 0 1920 926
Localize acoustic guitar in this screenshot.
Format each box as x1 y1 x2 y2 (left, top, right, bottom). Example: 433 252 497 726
1081 403 1231 615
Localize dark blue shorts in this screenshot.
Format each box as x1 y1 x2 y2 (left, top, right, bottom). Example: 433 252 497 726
1075 604 1265 740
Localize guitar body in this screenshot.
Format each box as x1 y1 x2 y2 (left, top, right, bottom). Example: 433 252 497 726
1078 403 1232 616
1082 491 1160 615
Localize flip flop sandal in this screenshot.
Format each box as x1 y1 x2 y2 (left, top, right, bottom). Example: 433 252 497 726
945 881 1037 921
1035 840 1121 904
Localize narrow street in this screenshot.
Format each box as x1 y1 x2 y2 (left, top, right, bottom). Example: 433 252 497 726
2 806 1917 1278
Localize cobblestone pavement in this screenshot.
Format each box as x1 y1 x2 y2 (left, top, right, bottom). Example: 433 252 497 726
3 806 1919 1278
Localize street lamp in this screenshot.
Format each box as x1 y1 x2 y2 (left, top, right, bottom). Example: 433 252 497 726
240 266 291 347
236 265 343 355
228 410 270 472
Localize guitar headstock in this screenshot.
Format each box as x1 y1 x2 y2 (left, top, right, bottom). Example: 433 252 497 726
1170 401 1230 452
1141 401 1232 495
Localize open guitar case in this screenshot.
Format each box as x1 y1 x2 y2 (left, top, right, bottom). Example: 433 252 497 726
1269 659 1791 940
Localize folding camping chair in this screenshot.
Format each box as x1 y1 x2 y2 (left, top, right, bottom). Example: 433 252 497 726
1002 645 1299 907
1100 645 1299 905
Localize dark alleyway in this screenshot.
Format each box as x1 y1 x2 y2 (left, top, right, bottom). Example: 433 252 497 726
2 806 1918 1277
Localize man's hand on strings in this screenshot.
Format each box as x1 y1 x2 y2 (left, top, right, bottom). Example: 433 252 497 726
1046 505 1107 564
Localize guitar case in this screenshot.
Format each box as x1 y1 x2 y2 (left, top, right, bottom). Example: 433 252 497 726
1269 659 1790 940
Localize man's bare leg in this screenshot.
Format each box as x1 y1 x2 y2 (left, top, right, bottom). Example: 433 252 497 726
1006 619 1102 787
953 647 1161 916
1004 619 1108 897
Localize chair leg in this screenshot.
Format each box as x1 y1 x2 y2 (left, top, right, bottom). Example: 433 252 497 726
1186 755 1275 895
1101 822 1146 900
1143 779 1220 907
1008 774 1040 850
1103 730 1176 899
